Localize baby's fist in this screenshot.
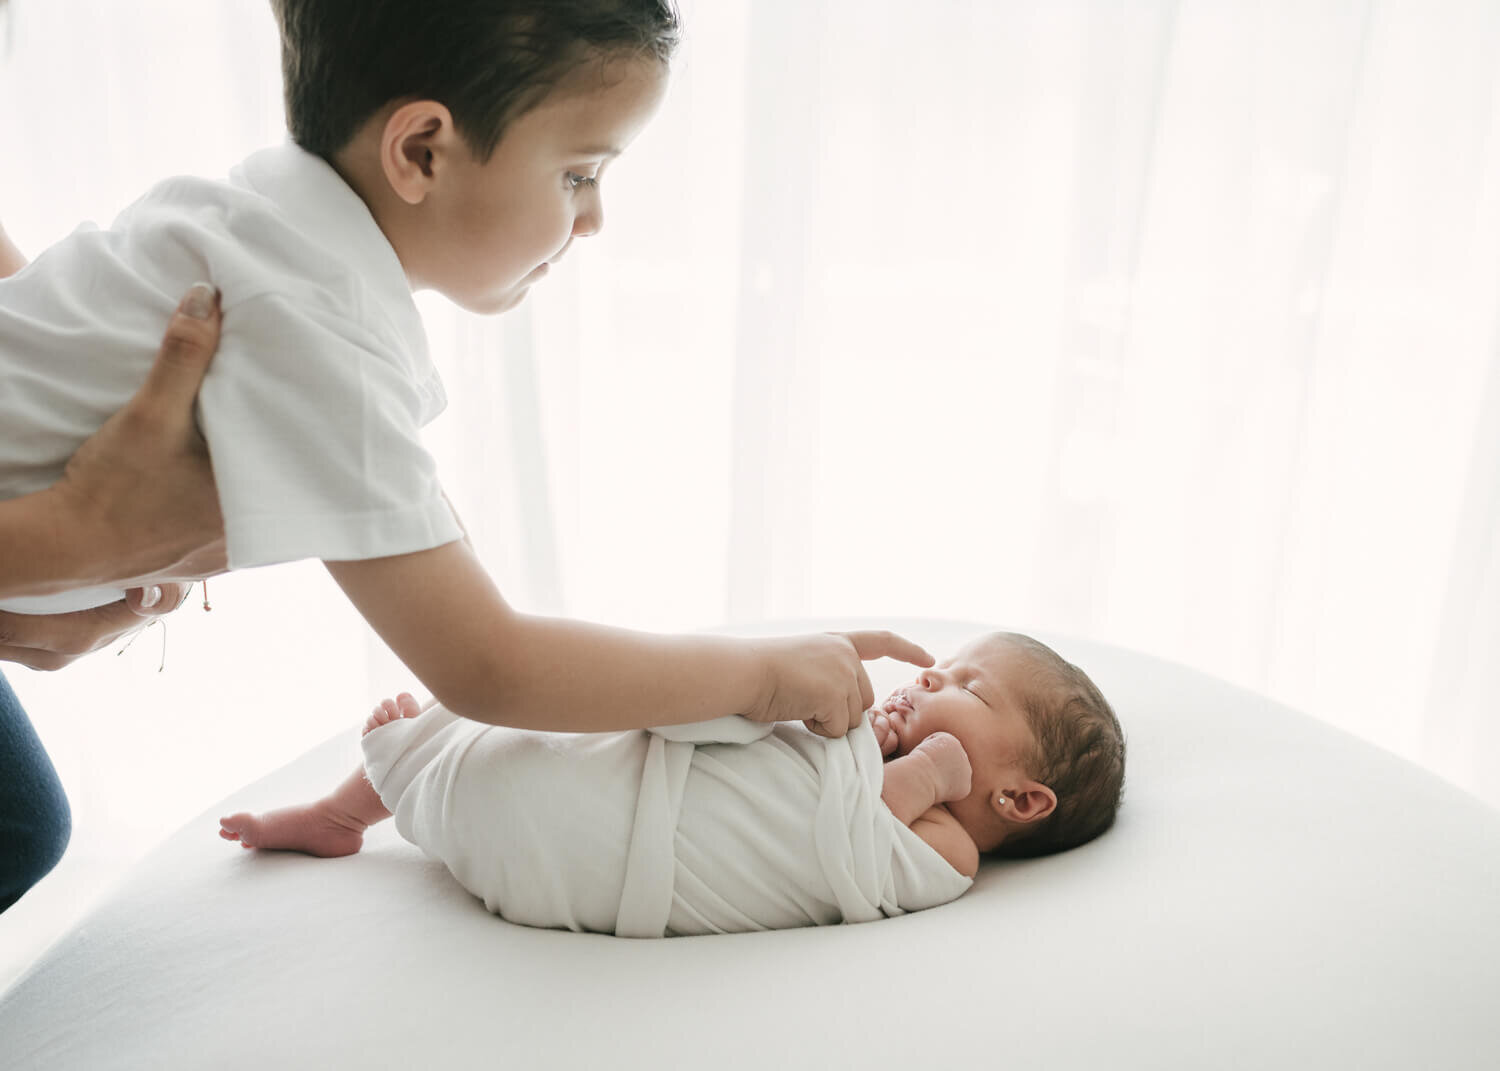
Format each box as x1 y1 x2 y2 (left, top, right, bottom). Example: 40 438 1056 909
870 710 899 757
913 731 972 803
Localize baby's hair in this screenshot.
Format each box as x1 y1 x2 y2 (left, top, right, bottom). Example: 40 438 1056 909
270 0 682 163
990 633 1125 859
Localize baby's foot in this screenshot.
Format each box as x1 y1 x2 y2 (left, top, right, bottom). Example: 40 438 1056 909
912 731 973 803
219 799 366 858
363 692 423 737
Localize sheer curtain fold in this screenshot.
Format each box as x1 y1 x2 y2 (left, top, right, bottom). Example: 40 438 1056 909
1 0 1496 878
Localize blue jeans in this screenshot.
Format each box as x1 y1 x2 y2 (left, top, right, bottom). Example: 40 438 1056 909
0 670 71 913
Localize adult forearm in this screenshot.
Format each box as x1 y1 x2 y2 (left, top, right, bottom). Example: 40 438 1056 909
0 490 91 597
0 280 225 603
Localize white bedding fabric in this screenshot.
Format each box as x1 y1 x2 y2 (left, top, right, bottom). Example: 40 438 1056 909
360 707 971 937
2 619 1498 1070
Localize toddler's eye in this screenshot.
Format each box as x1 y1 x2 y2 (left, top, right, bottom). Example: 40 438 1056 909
565 172 598 191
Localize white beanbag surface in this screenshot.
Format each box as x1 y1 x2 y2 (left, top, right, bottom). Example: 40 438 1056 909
2 619 1497 1070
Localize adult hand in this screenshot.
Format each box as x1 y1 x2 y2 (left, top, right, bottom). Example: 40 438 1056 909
0 584 193 671
748 630 934 739
47 282 228 590
0 281 226 670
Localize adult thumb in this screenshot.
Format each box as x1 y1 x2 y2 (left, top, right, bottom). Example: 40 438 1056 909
135 283 222 421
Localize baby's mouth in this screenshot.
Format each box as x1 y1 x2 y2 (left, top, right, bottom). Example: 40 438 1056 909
884 691 915 717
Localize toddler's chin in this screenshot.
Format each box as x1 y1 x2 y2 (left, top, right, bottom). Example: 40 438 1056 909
456 282 533 316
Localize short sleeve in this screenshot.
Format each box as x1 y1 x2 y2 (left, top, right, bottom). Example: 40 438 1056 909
200 292 462 568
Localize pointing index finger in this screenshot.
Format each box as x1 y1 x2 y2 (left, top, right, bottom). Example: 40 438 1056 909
837 630 935 669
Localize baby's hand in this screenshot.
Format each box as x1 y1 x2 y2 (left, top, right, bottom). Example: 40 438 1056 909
912 732 972 803
869 709 900 757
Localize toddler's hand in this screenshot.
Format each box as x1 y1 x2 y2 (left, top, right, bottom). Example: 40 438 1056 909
912 732 972 803
748 630 933 739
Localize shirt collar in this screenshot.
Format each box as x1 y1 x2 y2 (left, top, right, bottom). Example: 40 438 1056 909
229 142 432 381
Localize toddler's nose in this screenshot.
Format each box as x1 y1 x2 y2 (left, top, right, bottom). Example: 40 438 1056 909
573 198 603 239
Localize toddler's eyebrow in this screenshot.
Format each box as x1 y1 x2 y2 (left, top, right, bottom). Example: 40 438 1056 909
572 144 621 159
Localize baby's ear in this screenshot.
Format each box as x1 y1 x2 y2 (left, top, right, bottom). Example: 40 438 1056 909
1000 782 1057 824
380 100 456 206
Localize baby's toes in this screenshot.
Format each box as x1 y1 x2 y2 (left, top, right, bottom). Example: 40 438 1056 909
395 693 423 719
362 699 405 736
219 813 261 849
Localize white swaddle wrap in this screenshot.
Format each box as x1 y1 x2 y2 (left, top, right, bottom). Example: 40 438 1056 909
361 707 973 937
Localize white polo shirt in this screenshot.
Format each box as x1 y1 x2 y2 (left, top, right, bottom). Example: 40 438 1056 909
0 143 463 613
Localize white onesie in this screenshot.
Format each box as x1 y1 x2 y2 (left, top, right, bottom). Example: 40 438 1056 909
0 143 461 614
360 707 974 937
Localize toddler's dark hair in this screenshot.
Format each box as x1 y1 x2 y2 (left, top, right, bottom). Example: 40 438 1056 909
990 634 1125 859
269 0 681 162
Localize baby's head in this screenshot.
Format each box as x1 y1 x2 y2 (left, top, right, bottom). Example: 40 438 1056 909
881 632 1124 859
269 0 680 313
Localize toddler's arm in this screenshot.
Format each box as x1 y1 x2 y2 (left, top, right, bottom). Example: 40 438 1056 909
325 541 932 735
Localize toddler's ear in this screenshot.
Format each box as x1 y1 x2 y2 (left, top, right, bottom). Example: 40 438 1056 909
380 100 457 206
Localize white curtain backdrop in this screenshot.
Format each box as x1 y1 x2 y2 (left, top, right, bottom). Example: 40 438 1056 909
1 0 1496 960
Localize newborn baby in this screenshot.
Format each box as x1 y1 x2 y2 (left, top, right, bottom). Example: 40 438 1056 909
220 631 1125 936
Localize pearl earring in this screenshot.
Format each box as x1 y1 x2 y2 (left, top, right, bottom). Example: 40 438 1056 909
998 796 1008 806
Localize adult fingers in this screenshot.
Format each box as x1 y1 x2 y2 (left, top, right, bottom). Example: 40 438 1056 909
125 583 193 617
837 629 935 669
0 645 74 672
131 283 222 428
0 599 143 669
